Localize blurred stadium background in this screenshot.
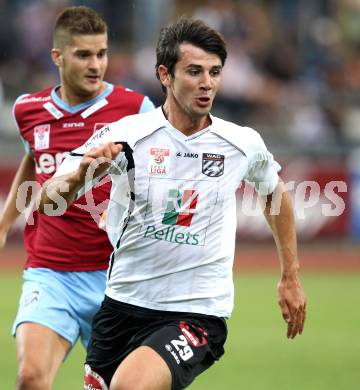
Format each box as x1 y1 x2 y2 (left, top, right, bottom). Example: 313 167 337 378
0 0 359 389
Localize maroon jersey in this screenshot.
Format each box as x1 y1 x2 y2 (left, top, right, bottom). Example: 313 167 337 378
15 83 152 271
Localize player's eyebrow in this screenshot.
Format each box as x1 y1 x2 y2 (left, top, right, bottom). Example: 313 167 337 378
186 64 203 70
74 49 92 55
75 48 107 55
210 65 222 72
186 64 222 70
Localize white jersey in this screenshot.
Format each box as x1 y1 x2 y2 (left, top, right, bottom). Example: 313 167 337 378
56 107 280 318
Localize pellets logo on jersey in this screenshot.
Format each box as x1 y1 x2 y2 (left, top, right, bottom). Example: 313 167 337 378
148 148 170 175
162 189 198 227
143 178 218 246
202 153 224 177
34 124 50 150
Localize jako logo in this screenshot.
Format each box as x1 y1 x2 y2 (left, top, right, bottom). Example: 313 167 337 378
162 189 198 227
176 152 199 158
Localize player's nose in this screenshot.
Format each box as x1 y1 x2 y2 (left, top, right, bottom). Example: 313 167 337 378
200 72 212 90
88 55 101 70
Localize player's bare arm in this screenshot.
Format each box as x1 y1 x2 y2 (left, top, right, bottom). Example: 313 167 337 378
39 142 122 214
0 154 35 249
263 179 306 339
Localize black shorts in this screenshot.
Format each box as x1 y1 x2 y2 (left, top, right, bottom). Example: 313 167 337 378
85 296 227 390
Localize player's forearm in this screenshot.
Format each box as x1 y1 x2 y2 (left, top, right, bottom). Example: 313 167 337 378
265 182 306 338
263 182 299 278
0 154 35 231
39 171 85 215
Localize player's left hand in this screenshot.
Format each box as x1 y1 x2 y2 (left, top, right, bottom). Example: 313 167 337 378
277 275 306 339
78 142 123 181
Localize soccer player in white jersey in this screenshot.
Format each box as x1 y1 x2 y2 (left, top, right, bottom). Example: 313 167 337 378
40 18 306 390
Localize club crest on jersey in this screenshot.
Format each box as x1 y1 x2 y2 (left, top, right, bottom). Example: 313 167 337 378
34 124 50 150
148 148 170 175
202 153 224 177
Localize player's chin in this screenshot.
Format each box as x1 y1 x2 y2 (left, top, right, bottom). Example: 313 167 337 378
194 105 212 117
81 82 102 96
84 76 102 87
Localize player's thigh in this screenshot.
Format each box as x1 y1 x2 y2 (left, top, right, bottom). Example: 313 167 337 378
72 270 107 348
143 318 227 390
12 268 82 346
110 346 172 390
16 322 70 380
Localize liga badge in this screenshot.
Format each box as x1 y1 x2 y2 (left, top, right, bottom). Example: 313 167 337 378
202 153 224 177
34 124 50 150
148 148 170 175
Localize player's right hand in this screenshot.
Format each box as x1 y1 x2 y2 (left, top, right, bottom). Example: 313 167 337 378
78 142 123 181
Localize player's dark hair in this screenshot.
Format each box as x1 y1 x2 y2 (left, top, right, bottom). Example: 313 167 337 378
155 17 227 92
53 6 107 49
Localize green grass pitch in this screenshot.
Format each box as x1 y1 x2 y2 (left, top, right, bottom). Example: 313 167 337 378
1 272 359 389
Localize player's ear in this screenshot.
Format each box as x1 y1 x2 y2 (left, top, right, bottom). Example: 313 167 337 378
51 48 62 67
158 65 171 88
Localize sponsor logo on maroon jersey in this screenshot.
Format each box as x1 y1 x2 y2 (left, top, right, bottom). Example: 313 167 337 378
17 96 51 104
63 122 85 128
35 152 69 174
34 124 50 150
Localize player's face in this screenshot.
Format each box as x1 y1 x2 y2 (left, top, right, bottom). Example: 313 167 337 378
165 43 222 120
54 34 108 102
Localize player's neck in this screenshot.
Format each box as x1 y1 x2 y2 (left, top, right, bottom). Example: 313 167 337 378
56 83 106 106
162 102 211 136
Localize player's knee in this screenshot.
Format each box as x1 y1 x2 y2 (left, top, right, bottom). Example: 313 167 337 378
110 375 171 390
109 380 141 390
16 363 50 390
110 372 144 390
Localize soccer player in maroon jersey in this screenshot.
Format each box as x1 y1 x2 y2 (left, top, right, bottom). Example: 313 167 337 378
0 6 154 389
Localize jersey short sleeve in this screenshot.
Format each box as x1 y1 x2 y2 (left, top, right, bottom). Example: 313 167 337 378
243 132 281 196
54 119 128 200
13 94 33 156
20 136 33 157
54 120 126 177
